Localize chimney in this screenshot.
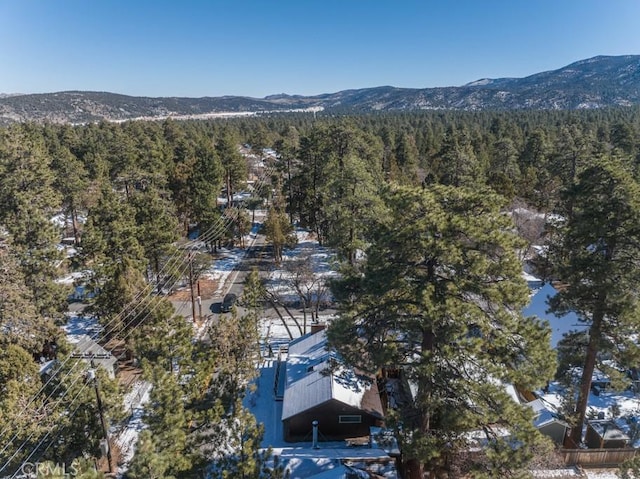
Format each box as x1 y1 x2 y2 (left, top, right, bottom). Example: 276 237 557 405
311 323 326 334
312 420 319 449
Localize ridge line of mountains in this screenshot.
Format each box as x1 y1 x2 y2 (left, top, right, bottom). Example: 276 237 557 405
2 55 639 124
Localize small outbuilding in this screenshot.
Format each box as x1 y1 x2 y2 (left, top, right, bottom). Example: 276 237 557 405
529 399 571 445
585 420 630 449
281 330 384 442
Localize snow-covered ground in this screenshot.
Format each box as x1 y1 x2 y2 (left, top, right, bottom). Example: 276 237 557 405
115 381 152 476
264 228 338 309
62 311 102 343
539 380 640 447
199 220 262 292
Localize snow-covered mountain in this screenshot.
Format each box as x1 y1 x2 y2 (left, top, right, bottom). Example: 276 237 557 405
1 55 639 124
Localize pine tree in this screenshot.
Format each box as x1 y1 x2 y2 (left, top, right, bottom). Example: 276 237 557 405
138 365 190 476
214 402 276 479
322 152 383 264
0 125 67 319
216 129 247 208
394 132 420 185
436 125 483 187
130 297 192 373
129 186 180 284
264 191 296 265
126 430 175 479
549 156 640 445
0 344 47 473
328 184 555 477
0 244 59 353
80 185 147 336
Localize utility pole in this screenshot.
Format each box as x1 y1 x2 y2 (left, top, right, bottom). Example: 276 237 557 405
188 252 197 323
88 365 113 473
197 281 203 323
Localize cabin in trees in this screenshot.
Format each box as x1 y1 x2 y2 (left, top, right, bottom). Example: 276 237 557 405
281 329 384 442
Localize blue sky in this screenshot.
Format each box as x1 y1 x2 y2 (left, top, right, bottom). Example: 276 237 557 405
1 0 639 98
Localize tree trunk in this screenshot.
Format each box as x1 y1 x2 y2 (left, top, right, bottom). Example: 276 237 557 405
267 298 293 340
71 206 80 245
570 306 604 445
226 171 232 208
405 458 425 479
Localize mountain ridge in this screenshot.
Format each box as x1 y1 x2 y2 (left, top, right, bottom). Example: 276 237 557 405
2 55 639 124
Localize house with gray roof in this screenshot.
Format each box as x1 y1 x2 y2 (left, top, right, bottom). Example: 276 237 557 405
71 335 118 379
282 330 384 442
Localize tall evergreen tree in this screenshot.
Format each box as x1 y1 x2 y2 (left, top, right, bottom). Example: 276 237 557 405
394 132 420 185
80 185 146 335
0 125 67 319
549 156 640 445
328 184 555 477
129 186 180 285
264 191 296 265
436 126 483 187
0 245 59 353
0 344 47 472
216 129 247 208
322 153 383 264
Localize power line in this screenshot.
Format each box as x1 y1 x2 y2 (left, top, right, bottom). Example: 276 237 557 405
1 163 276 462
1 156 277 466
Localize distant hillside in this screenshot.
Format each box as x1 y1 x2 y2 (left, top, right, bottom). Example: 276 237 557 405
1 55 639 124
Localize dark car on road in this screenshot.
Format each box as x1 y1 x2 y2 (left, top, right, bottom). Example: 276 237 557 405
221 293 238 313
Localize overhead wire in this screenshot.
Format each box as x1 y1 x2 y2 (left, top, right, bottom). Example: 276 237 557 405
1 157 276 444
8 381 93 479
1 154 278 469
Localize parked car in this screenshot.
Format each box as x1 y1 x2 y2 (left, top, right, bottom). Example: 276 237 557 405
221 293 238 313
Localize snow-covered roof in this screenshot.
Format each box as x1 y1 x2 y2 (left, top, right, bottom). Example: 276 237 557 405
72 334 117 376
505 384 569 430
275 448 397 479
589 420 630 441
282 330 383 421
528 399 569 429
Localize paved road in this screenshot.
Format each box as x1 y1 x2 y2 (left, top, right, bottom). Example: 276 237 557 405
174 223 270 340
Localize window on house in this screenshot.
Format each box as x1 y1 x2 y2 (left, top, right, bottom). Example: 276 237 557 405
338 415 362 424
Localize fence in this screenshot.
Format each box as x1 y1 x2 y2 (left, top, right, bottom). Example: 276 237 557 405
273 345 288 400
561 448 638 467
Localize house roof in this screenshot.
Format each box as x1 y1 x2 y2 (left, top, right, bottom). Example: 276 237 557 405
589 420 630 441
504 385 569 430
282 330 383 421
526 399 567 429
72 335 117 371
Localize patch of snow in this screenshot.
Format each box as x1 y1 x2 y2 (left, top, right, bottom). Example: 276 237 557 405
115 381 152 477
466 78 494 86
55 270 90 285
523 271 542 284
531 468 582 477
62 312 102 343
584 470 621 479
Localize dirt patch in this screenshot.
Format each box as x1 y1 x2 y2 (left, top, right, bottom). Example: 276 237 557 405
118 361 143 388
96 440 121 474
167 278 218 301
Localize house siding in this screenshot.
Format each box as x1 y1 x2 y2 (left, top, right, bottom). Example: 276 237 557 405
539 421 569 445
284 399 383 442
